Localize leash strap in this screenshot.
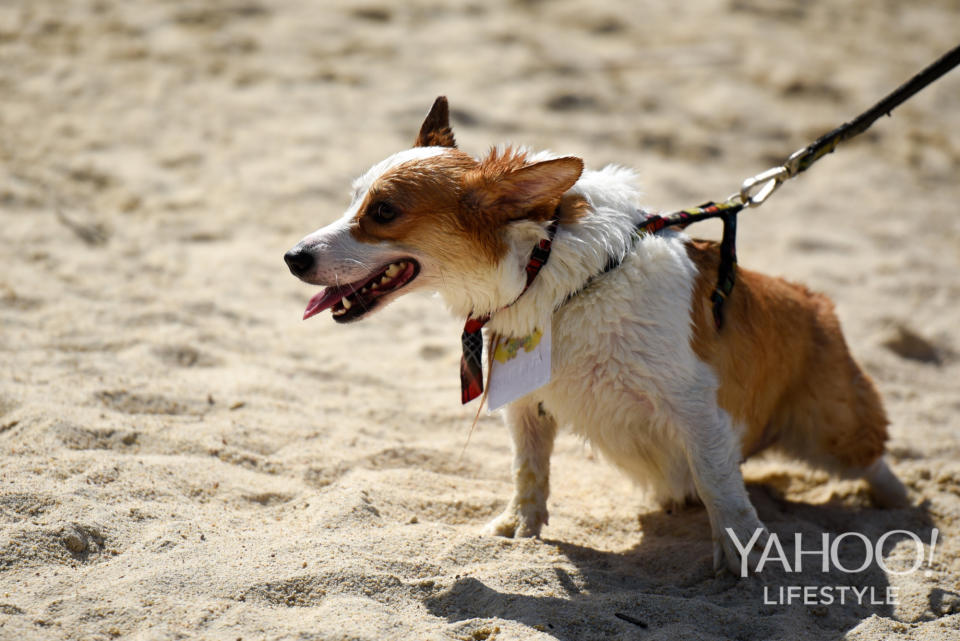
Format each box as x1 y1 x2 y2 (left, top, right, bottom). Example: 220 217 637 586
785 42 960 178
460 218 560 404
731 43 960 210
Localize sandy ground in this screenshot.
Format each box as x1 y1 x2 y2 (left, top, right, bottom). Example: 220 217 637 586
2 1 960 639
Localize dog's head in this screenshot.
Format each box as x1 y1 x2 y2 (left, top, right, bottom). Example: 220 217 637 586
285 96 584 323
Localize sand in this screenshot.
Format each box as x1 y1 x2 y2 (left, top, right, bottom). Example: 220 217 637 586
1 1 959 639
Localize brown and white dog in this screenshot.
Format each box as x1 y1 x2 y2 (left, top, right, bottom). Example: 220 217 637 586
284 97 908 574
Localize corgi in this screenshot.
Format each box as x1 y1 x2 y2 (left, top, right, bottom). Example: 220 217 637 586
284 97 908 574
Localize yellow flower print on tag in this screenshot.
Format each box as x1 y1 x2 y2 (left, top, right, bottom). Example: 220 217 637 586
493 328 543 364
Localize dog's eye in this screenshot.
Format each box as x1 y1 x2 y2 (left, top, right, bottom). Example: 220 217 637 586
370 202 399 224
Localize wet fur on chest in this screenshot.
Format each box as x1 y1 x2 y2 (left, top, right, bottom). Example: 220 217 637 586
535 233 715 503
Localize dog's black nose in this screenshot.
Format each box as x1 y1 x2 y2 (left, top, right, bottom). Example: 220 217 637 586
284 247 314 277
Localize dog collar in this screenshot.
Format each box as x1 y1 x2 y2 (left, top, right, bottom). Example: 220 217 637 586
460 218 559 404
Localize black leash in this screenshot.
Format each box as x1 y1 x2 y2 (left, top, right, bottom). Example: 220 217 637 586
785 42 960 178
634 42 960 330
459 44 959 404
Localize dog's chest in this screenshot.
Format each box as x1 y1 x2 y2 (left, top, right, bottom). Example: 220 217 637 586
534 238 703 466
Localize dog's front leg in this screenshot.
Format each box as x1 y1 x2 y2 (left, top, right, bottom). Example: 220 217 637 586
674 399 768 576
483 397 557 538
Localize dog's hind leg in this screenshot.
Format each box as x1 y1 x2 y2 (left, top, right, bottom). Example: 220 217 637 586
671 388 769 575
864 457 910 508
483 397 557 538
773 343 910 508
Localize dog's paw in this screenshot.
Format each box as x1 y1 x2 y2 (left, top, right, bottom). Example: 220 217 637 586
714 513 769 577
866 458 911 509
481 502 547 538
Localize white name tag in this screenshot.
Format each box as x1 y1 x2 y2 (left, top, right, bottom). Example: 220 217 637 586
487 321 552 411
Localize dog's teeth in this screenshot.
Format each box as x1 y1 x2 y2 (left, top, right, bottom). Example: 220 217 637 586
384 263 400 278
361 286 368 294
342 297 352 310
333 308 346 316
370 282 379 290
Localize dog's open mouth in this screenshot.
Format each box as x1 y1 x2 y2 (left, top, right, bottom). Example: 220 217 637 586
302 259 420 323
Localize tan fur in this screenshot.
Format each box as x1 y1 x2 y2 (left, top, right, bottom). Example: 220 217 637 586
349 148 583 268
685 240 888 470
462 148 583 224
556 191 591 225
348 151 497 268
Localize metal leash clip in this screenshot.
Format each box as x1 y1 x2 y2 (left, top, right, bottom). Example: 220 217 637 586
737 165 790 208
782 147 807 178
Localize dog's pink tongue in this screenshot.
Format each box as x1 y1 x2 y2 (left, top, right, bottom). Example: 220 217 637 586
303 287 344 320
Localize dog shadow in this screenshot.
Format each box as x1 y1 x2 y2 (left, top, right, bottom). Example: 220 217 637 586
424 485 936 640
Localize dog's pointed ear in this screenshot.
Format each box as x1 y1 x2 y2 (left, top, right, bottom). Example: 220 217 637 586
415 96 457 148
486 157 584 216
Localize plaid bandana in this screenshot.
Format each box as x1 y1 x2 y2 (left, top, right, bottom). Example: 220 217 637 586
460 219 559 404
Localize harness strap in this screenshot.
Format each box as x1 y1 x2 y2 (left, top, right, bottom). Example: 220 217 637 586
573 201 743 330
711 212 738 330
644 202 743 330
